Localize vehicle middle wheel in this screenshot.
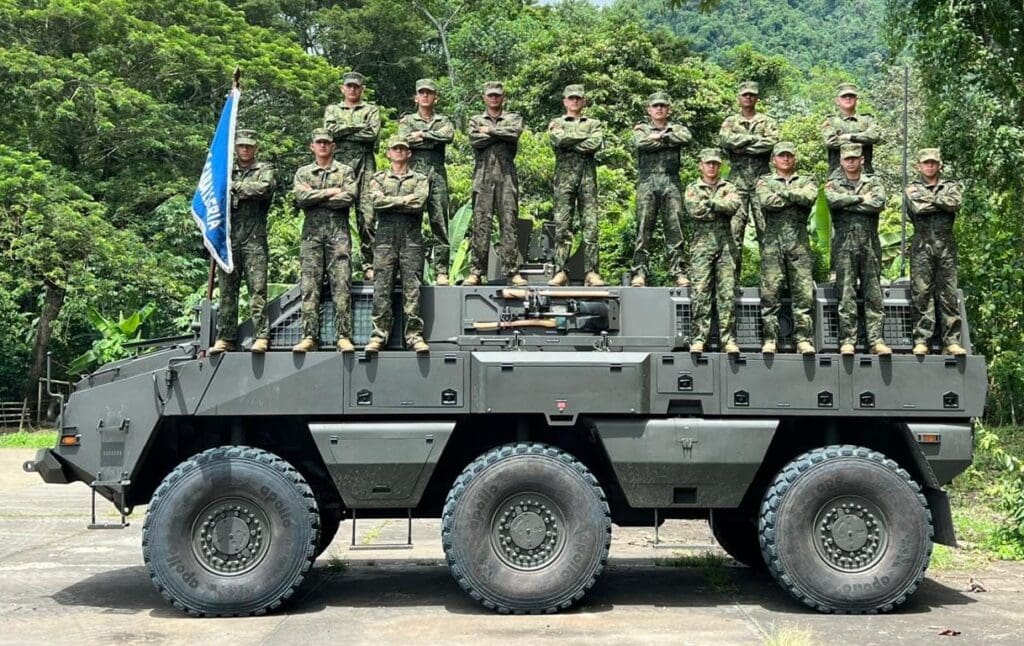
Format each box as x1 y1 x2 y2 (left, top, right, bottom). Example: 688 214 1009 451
709 509 765 568
442 442 611 614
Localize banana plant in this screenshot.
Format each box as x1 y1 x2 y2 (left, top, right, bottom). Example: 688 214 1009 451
67 303 156 375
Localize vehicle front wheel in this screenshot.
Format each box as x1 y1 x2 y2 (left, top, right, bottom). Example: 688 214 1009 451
442 442 611 614
142 446 319 616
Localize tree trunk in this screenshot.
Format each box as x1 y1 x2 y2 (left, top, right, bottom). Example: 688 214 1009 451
26 280 66 400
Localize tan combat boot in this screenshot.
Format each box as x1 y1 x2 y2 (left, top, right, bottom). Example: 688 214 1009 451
871 341 893 356
209 339 234 355
675 275 691 287
462 273 481 286
509 273 529 287
724 340 740 355
364 338 383 354
840 343 856 356
689 341 705 354
761 340 776 355
364 268 374 281
630 273 646 287
912 343 928 356
250 338 269 353
436 274 450 286
410 338 430 353
336 337 355 353
547 271 569 286
584 272 605 287
797 340 816 355
291 337 317 353
944 343 967 356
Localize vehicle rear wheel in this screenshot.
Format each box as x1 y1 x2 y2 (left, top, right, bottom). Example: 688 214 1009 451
759 445 933 613
315 507 343 558
709 509 764 568
442 442 611 614
142 446 319 616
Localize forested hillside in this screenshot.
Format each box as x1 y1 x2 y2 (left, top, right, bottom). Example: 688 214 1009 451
0 0 1020 428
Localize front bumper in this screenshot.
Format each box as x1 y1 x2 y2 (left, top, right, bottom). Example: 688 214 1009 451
23 448 71 484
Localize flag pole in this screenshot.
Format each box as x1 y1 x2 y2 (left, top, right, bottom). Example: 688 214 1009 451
205 68 243 301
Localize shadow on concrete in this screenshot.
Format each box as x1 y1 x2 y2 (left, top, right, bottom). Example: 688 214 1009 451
51 558 978 618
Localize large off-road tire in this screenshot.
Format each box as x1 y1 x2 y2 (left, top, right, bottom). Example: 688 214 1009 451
709 509 765 569
142 446 319 616
442 442 611 614
759 445 933 614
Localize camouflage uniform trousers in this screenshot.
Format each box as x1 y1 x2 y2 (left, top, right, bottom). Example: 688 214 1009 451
335 145 376 272
470 176 519 277
300 212 353 342
690 220 737 345
631 174 685 278
760 219 815 343
370 215 425 345
216 214 268 341
911 229 962 346
729 172 759 277
553 161 599 273
834 217 884 346
423 167 451 274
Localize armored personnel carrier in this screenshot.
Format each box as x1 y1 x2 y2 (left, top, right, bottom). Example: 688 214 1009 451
25 273 985 616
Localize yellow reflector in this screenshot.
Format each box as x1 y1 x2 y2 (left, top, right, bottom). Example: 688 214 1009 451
60 435 80 446
916 433 941 444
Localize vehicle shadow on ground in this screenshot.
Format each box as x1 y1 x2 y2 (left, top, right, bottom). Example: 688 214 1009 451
51 559 978 618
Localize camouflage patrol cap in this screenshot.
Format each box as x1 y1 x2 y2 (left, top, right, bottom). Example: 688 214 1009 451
415 78 438 92
311 128 333 143
563 84 585 98
647 91 671 106
917 147 942 163
738 81 759 95
386 136 410 149
840 143 863 158
342 71 365 86
837 83 859 97
236 129 258 146
698 148 723 163
772 141 797 156
483 81 505 96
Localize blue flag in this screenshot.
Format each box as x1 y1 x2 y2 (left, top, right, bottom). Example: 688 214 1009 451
191 88 240 273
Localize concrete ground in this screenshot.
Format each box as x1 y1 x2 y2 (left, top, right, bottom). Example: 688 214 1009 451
1 449 1022 645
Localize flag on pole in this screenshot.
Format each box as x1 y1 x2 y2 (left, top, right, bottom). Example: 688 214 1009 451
191 87 240 273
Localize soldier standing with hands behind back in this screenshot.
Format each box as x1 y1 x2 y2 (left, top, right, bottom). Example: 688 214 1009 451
547 84 605 287
209 129 275 355
324 71 381 279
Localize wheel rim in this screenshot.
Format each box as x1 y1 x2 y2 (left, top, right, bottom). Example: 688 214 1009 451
191 497 272 576
490 493 566 571
812 496 888 573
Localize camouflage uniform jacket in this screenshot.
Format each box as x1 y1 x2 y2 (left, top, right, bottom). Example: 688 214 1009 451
369 168 429 216
905 178 962 235
323 101 381 165
231 160 275 220
822 112 881 171
824 173 886 224
719 113 779 184
632 121 692 176
397 111 455 172
754 172 817 236
468 111 523 184
548 115 603 166
293 161 358 214
684 178 742 222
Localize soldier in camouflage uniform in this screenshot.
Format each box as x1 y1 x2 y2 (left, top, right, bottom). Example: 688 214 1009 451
464 82 527 287
398 78 454 285
685 149 742 355
824 143 891 356
631 91 693 287
905 148 966 356
822 83 882 176
364 137 431 354
547 84 605 287
323 71 381 278
754 142 817 355
291 129 359 353
719 81 779 277
210 129 276 355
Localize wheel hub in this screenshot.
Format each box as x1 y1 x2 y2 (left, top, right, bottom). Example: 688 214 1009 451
492 495 564 571
192 498 270 576
814 497 886 572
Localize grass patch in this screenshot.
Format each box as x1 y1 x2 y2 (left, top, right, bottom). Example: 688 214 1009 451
326 555 348 572
656 550 738 595
0 429 57 449
763 624 817 646
359 520 389 546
